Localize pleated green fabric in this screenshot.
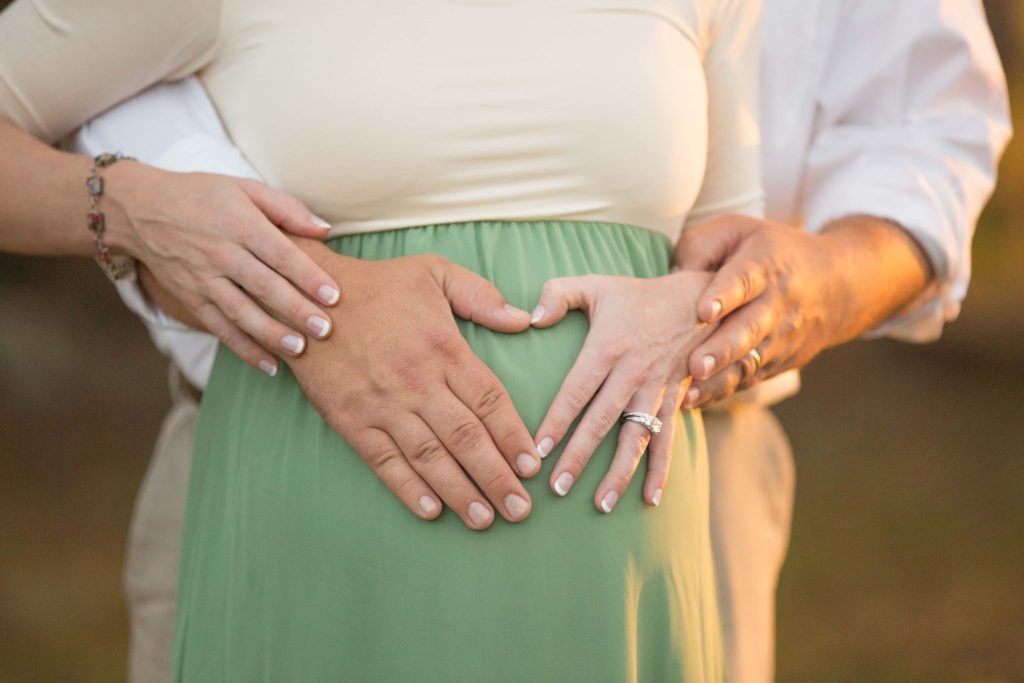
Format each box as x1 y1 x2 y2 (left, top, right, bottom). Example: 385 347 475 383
172 221 724 683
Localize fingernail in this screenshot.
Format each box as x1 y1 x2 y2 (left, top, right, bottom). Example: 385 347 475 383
517 452 539 476
537 437 554 459
553 472 574 497
530 305 545 324
504 303 531 322
307 315 331 338
600 491 619 514
318 285 340 306
686 387 700 405
652 488 662 507
710 300 723 320
468 501 492 528
419 496 440 516
311 215 332 230
701 354 716 377
281 334 305 355
258 360 278 377
504 494 529 519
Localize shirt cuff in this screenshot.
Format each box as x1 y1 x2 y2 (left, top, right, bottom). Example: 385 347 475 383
803 176 962 343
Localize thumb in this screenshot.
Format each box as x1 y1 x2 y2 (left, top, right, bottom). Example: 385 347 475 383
529 276 596 329
240 179 333 239
438 261 532 333
674 214 762 271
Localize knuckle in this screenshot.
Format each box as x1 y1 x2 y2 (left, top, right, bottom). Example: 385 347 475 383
425 332 462 363
286 295 309 323
591 410 617 439
739 268 757 299
542 278 563 298
248 271 273 299
389 361 428 392
449 420 484 453
222 297 246 324
562 449 590 473
267 246 292 274
746 316 764 344
410 439 448 466
566 384 592 412
600 339 627 365
472 384 506 418
208 246 233 273
282 194 306 215
365 446 404 472
478 466 511 493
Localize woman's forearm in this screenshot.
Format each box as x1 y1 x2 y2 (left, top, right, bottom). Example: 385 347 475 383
0 116 134 256
1 116 95 255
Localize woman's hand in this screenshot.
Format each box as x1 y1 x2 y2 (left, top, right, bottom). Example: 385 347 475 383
106 162 342 377
287 246 542 531
528 271 714 513
673 214 933 409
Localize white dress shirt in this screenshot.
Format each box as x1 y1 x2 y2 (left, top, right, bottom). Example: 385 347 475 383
70 0 1010 392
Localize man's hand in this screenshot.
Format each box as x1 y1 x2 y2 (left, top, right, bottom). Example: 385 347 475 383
673 214 934 409
287 243 542 531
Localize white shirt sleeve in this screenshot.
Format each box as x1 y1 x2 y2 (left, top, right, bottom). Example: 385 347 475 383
800 0 1012 342
65 77 263 390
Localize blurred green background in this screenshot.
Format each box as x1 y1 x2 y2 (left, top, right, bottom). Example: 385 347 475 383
1 2 1022 682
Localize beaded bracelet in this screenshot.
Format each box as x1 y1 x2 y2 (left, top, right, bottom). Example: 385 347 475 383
86 152 137 281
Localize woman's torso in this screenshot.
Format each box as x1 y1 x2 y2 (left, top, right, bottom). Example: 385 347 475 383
201 0 716 240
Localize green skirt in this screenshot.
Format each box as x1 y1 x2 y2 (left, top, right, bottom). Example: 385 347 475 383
173 221 724 682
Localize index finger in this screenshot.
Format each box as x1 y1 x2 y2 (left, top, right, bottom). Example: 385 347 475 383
697 257 767 324
247 223 342 307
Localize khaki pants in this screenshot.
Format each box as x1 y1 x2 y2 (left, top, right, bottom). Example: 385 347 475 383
704 404 796 683
124 374 794 683
124 368 196 683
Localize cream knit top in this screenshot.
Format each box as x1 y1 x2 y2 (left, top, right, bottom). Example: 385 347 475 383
0 0 762 241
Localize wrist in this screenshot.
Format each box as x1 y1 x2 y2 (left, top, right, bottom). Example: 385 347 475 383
817 215 934 344
100 159 162 258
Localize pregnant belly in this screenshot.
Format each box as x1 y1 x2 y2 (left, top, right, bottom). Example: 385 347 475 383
177 221 718 681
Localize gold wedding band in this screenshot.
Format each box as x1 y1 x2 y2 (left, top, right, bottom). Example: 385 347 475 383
746 348 763 374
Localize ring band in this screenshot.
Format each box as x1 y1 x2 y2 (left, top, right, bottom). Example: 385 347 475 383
621 411 663 434
746 348 763 374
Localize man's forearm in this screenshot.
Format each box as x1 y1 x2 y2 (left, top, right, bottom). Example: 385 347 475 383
817 215 934 347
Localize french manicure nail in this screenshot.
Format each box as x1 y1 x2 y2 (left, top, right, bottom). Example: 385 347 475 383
710 300 723 320
530 305 545 324
318 285 340 306
554 472 574 497
504 494 529 519
537 437 554 459
600 491 619 514
419 496 440 516
307 315 331 338
258 360 278 377
468 501 492 528
517 452 539 476
311 215 332 230
701 354 716 376
652 488 663 507
281 334 305 355
687 387 700 405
